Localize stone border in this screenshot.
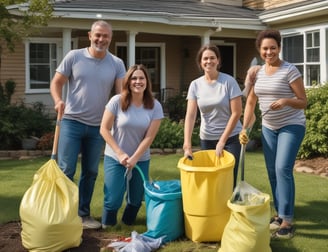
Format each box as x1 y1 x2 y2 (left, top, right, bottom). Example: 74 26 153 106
0 148 187 161
0 150 52 160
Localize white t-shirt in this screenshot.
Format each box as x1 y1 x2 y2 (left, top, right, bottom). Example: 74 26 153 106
187 72 242 140
104 94 164 161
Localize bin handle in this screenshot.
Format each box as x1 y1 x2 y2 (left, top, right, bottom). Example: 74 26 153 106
134 165 161 190
134 165 146 182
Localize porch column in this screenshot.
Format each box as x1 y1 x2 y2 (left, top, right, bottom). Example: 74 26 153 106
62 28 72 58
62 28 72 102
127 31 138 67
201 30 214 45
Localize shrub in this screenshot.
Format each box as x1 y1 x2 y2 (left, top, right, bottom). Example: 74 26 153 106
152 118 184 149
152 117 199 149
164 94 187 122
298 83 328 158
36 132 54 150
0 80 54 150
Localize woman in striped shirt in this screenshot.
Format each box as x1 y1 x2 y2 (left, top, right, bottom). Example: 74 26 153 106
240 29 307 239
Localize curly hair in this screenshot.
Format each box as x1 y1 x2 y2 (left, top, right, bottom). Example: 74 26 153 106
255 29 281 50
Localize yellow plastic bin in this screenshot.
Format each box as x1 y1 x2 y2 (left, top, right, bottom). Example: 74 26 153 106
177 150 235 242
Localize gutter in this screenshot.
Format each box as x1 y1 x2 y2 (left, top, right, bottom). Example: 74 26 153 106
7 5 265 31
259 0 328 23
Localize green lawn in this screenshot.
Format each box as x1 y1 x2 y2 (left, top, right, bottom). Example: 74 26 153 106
0 152 327 251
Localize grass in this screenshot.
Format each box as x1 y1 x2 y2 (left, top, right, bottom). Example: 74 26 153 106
0 152 327 251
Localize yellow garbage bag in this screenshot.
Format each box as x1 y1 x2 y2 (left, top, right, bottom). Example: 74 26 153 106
20 159 82 252
218 182 271 252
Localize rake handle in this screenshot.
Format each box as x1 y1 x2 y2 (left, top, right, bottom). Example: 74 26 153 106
51 111 63 160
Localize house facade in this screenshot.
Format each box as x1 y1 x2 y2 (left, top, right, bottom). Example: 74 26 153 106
1 0 328 111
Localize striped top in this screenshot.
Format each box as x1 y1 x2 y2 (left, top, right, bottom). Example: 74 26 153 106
254 61 306 130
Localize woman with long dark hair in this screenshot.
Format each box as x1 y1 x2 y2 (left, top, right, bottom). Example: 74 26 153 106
100 64 164 228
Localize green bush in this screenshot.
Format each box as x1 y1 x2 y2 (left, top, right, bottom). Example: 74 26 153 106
154 93 200 149
164 94 187 122
152 117 199 149
298 83 328 158
0 80 54 150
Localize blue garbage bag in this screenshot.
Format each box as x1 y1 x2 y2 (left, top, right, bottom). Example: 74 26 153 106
143 179 184 244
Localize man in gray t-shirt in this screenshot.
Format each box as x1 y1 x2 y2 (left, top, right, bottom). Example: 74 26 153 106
50 20 126 229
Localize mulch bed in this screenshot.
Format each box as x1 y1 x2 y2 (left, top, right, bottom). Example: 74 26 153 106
0 221 114 252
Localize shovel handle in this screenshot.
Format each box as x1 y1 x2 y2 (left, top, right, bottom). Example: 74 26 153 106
239 144 246 181
239 125 253 181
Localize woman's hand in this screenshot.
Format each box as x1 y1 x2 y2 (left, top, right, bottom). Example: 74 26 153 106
118 153 129 167
239 129 249 145
125 157 138 170
183 145 193 160
269 99 287 111
216 142 225 157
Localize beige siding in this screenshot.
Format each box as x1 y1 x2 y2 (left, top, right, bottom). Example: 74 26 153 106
243 0 307 10
0 43 25 104
180 37 203 92
1 32 256 107
201 0 243 6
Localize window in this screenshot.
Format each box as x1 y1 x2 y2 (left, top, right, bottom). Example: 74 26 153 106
25 39 61 93
282 30 320 86
29 43 57 90
305 31 320 86
116 46 161 94
283 35 303 63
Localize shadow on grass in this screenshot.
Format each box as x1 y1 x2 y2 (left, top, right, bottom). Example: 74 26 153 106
295 200 328 239
270 200 328 252
0 195 22 223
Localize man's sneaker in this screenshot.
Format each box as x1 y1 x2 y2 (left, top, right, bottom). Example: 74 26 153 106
270 217 283 232
82 216 101 229
272 226 295 239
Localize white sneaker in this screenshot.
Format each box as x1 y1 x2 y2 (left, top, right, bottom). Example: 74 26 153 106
82 216 101 229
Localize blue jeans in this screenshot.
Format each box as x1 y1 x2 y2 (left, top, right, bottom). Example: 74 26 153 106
58 119 104 217
200 134 241 188
262 124 305 222
102 156 149 225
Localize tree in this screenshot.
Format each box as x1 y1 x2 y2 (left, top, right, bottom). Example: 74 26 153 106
0 0 53 52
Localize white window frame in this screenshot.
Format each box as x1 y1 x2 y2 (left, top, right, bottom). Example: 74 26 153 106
281 25 328 87
25 38 62 94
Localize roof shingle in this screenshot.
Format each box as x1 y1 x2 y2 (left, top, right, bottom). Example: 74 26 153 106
53 0 260 19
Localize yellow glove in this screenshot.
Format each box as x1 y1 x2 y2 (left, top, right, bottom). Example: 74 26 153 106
239 129 249 145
